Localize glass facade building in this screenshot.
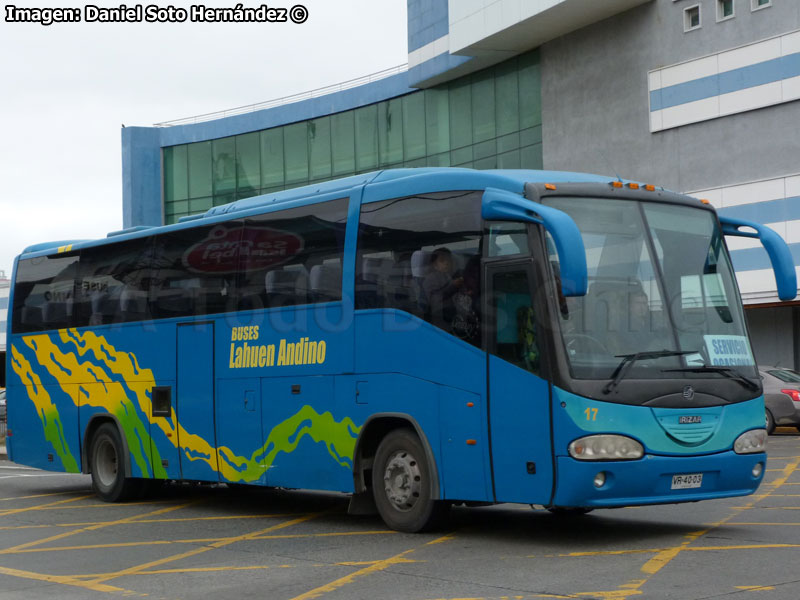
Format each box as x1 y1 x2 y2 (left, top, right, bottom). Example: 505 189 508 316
162 51 542 224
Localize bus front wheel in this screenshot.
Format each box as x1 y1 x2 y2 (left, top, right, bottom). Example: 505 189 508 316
90 423 139 502
372 428 447 533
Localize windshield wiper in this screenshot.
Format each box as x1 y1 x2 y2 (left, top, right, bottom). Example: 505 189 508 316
603 350 698 395
662 365 760 392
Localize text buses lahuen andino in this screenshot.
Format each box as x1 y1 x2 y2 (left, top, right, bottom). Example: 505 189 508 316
5 168 796 532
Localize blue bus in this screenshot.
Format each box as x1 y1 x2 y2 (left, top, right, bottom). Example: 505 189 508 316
5 168 796 532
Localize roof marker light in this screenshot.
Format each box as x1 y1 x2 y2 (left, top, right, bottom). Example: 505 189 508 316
611 181 623 188
545 183 557 190
700 198 711 205
645 184 656 191
627 183 640 190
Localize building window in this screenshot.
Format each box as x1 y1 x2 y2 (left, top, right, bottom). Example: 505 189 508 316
161 51 544 225
717 0 734 21
684 5 701 31
751 0 771 11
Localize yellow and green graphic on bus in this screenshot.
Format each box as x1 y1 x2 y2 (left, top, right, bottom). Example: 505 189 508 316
10 329 359 481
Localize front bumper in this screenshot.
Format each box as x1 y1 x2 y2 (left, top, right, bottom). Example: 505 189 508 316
551 451 765 508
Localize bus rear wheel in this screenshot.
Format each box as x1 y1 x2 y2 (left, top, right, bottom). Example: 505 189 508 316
372 428 447 533
90 423 139 502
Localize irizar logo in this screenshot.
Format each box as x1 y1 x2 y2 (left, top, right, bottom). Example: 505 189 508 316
682 385 695 401
679 415 702 424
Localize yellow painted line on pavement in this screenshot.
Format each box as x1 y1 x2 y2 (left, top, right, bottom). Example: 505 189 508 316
731 522 800 525
0 491 90 502
688 543 800 551
0 512 300 531
70 559 419 579
0 500 197 555
0 494 93 518
604 454 800 599
0 565 139 596
549 542 800 560
0 524 53 531
425 594 625 599
253 529 395 540
132 564 295 575
426 590 636 599
4 528 396 555
326 559 418 567
735 585 775 591
72 564 295 578
87 511 322 585
71 559 425 579
289 531 457 600
134 512 296 523
767 459 800 487
538 548 663 559
754 493 800 497
0 500 182 512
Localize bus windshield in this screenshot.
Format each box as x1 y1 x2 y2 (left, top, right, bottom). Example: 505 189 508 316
543 196 757 383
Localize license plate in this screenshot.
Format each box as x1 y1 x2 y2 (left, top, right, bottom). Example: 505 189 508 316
671 473 703 489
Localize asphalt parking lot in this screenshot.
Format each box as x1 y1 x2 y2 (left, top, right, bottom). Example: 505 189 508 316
1 430 799 600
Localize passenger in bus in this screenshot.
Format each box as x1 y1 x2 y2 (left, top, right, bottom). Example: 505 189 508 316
451 255 480 343
422 247 463 330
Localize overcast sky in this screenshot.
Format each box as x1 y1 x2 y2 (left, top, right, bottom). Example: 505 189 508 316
0 0 408 277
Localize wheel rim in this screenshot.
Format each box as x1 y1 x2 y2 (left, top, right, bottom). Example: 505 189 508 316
95 438 118 488
383 449 422 512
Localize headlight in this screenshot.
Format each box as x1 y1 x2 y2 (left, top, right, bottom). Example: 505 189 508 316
568 435 644 461
734 429 767 454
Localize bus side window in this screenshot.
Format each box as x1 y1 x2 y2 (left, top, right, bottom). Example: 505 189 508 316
74 237 154 326
239 197 347 308
12 253 80 333
488 222 530 257
355 191 483 346
150 222 242 319
491 269 539 375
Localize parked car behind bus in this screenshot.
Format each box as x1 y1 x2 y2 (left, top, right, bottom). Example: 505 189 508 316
760 367 800 434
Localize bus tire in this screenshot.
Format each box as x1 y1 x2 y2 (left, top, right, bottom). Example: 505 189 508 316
90 423 139 502
372 428 447 533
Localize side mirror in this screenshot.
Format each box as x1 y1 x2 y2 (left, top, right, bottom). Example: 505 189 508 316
719 215 797 301
482 187 588 296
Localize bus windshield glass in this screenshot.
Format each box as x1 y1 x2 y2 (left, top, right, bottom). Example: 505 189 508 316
543 196 757 383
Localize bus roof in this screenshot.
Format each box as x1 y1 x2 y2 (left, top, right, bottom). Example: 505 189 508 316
19 168 653 258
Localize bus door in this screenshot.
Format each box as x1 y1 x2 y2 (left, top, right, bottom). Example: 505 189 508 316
176 321 219 481
485 260 554 504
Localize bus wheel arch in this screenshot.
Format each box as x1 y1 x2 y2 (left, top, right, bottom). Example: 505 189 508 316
84 417 139 502
352 414 441 500
351 414 446 532
82 414 132 477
